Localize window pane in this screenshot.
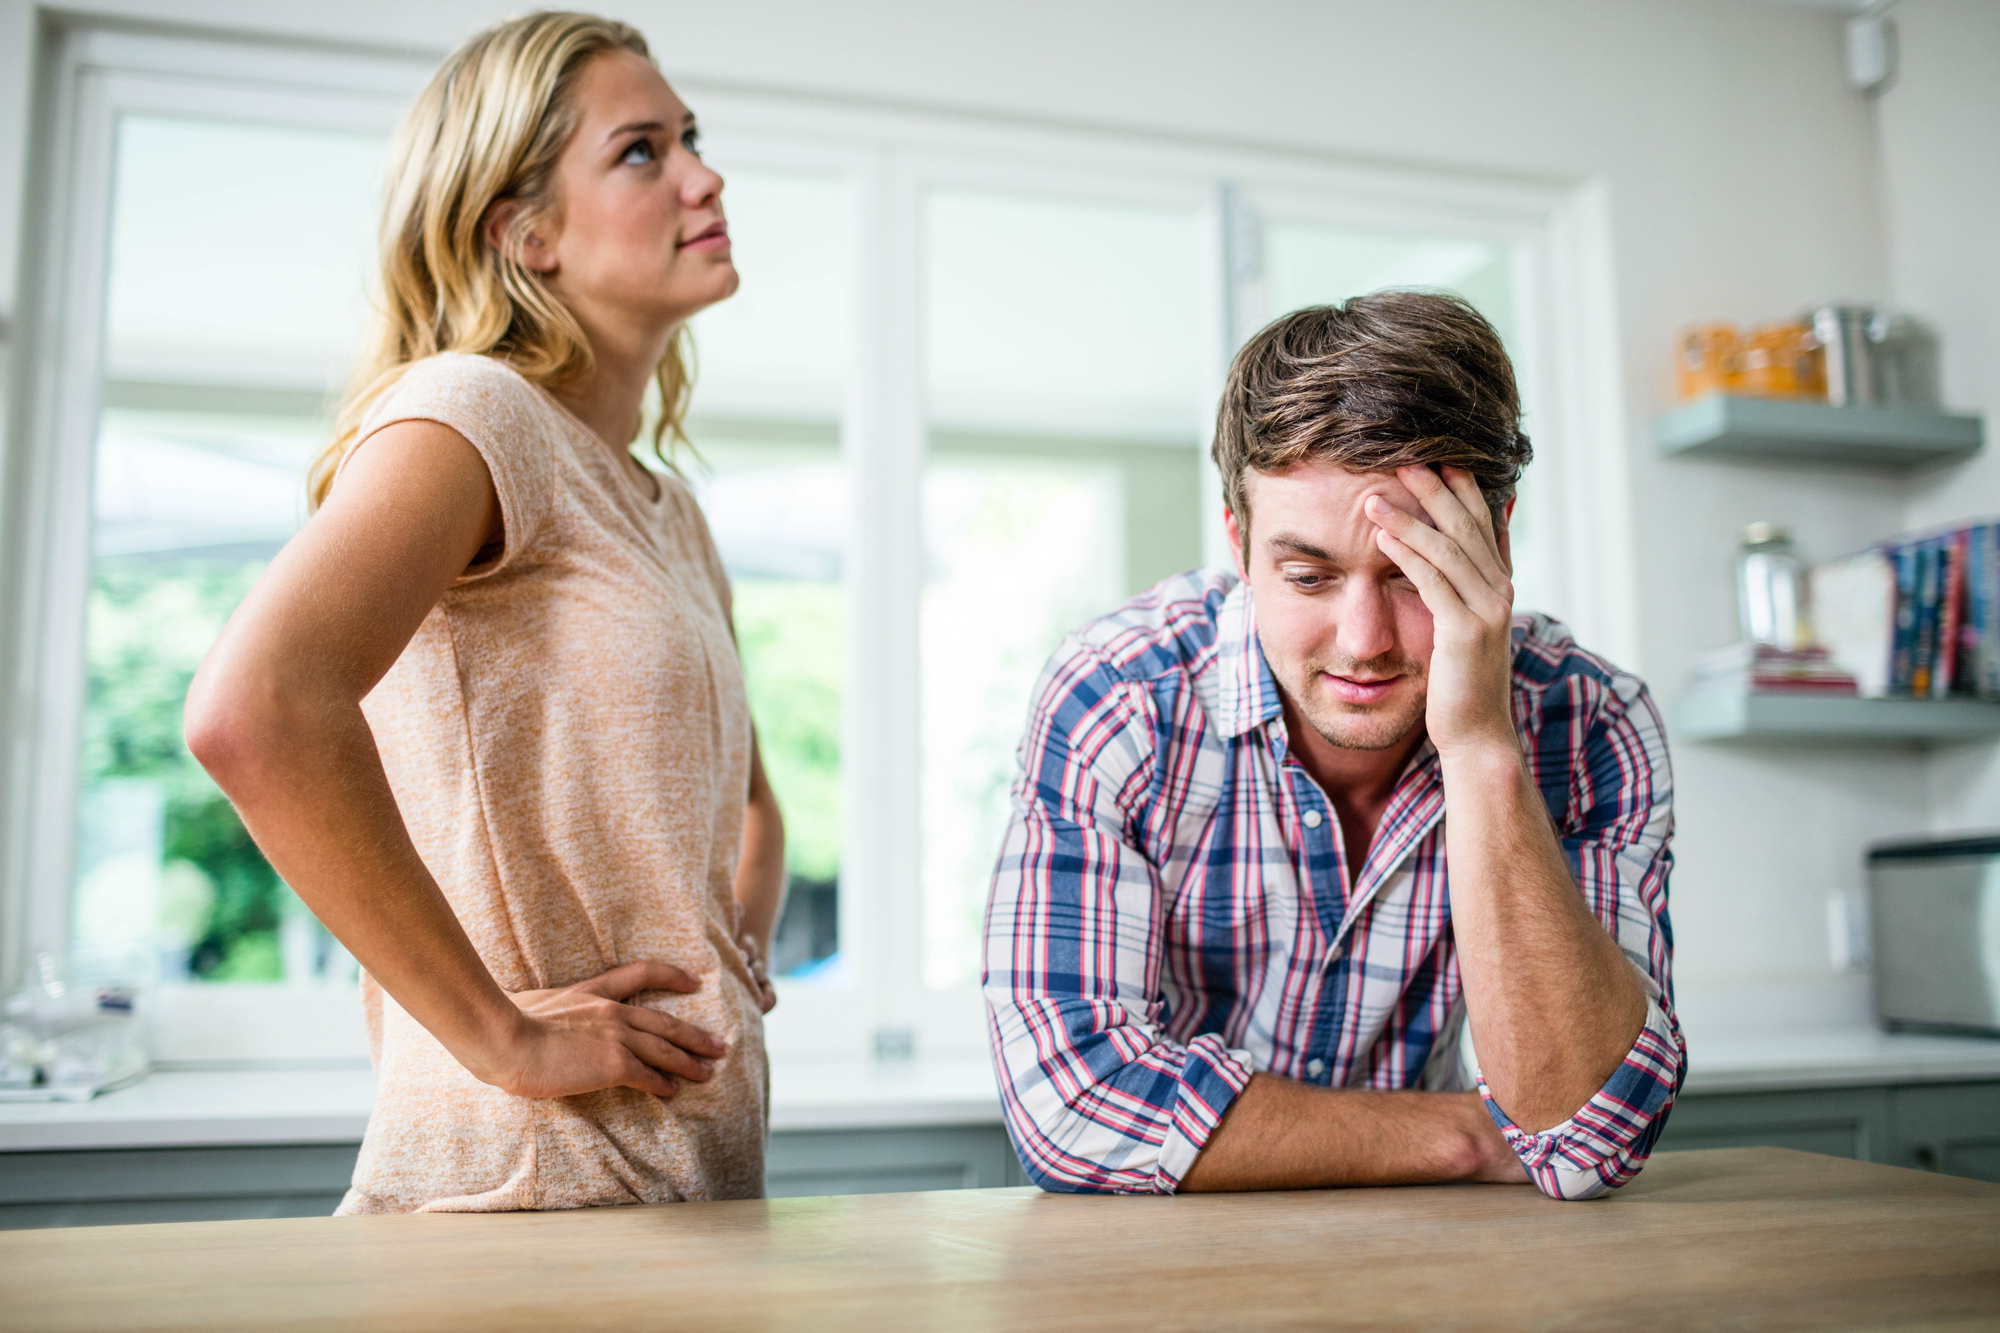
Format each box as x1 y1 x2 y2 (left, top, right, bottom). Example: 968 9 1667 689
1264 221 1516 348
104 117 384 388
687 168 853 983
72 114 385 989
683 434 848 983
924 188 1206 441
919 187 1206 990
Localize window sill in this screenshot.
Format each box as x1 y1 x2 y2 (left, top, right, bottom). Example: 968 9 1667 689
0 1057 1004 1152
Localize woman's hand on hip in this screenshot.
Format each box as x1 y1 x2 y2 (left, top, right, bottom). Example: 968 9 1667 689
738 931 778 1014
470 960 727 1100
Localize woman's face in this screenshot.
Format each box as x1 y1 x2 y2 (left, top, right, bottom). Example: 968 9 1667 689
530 50 737 335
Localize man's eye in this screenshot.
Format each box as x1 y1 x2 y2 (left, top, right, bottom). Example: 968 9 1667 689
1286 574 1325 590
620 138 656 165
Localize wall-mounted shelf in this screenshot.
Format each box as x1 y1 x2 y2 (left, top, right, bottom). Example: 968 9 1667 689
1672 685 2000 745
1654 395 1983 468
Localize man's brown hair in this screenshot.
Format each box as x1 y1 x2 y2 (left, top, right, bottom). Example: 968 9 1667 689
1212 290 1532 560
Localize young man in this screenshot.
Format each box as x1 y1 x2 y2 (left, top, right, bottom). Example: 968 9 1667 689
983 292 1681 1201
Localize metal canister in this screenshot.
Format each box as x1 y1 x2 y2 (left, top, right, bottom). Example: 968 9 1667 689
1867 311 1941 406
1809 305 1878 406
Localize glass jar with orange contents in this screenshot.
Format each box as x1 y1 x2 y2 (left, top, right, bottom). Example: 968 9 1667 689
1677 323 1740 400
1730 320 1826 399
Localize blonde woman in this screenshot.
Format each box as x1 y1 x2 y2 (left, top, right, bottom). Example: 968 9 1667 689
185 13 782 1212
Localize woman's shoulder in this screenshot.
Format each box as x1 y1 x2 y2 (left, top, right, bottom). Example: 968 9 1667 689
366 353 556 436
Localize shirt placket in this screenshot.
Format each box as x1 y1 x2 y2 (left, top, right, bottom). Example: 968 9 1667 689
1267 724 1349 1085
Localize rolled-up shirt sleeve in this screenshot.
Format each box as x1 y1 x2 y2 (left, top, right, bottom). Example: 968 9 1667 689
983 643 1254 1193
1479 675 1686 1200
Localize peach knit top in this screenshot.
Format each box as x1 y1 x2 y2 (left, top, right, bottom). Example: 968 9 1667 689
333 353 765 1214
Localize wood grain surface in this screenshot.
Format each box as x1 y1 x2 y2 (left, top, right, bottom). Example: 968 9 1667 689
3 1147 1997 1332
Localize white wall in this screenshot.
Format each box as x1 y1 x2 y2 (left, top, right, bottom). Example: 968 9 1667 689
1874 0 2000 839
0 0 1987 1035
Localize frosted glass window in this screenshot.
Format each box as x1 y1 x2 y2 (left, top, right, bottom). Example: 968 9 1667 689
1264 221 1515 349
690 171 852 422
683 438 848 983
105 117 384 390
686 168 854 983
919 187 1204 990
920 460 1125 989
923 188 1207 442
73 114 386 988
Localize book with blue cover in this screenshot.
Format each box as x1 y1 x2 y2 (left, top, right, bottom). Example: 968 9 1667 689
1813 518 2000 700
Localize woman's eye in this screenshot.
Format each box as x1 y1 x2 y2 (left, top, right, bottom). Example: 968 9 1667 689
680 128 701 155
620 138 656 165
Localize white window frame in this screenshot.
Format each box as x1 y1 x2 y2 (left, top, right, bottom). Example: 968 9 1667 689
1 27 432 1062
1 21 1632 1069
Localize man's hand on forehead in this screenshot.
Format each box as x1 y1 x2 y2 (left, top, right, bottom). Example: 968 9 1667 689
1355 470 1440 532
1361 465 1518 759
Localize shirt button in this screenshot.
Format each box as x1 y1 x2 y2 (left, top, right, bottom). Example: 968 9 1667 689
1306 1059 1326 1078
1302 809 1323 829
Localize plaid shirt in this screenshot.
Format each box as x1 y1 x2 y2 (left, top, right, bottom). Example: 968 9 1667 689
983 570 1682 1201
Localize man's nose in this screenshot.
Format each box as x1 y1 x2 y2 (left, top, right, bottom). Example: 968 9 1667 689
1334 583 1398 665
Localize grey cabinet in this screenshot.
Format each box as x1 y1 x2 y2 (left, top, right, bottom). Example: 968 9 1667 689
0 1144 358 1229
1885 1082 2000 1180
0 1125 1027 1230
766 1126 1025 1197
1654 1087 1894 1161
1657 1080 2000 1183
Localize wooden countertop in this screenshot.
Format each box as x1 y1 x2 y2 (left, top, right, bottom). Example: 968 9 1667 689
2 1148 1996 1331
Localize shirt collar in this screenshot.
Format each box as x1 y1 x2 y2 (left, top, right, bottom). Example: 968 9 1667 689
1214 578 1286 739
1211 581 1449 786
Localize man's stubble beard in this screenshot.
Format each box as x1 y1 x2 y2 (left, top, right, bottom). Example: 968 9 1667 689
1279 654 1429 753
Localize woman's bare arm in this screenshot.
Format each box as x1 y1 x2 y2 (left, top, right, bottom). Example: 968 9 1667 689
185 419 724 1099
732 737 786 1013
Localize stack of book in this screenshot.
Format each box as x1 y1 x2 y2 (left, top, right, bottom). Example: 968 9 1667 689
1810 519 1999 699
1687 642 1859 696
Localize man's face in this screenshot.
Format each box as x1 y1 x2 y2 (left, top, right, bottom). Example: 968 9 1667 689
1226 462 1443 752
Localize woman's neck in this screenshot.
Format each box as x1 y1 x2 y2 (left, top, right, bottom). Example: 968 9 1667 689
553 314 674 450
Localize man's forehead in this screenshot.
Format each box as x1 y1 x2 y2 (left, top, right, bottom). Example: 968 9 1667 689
1244 461 1430 524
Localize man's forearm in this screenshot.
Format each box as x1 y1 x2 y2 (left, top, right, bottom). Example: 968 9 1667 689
1440 745 1649 1133
1178 1075 1526 1192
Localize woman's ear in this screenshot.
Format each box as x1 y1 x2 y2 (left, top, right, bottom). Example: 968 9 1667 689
483 199 558 274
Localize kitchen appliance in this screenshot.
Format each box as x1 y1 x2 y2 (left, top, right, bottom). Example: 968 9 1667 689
1867 833 2000 1035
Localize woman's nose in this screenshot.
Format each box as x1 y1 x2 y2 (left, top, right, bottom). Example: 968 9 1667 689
682 158 724 209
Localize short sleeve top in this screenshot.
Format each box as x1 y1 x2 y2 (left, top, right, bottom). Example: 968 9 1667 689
333 352 765 1213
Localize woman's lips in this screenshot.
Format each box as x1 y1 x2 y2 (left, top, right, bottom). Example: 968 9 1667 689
1322 672 1399 705
680 222 729 250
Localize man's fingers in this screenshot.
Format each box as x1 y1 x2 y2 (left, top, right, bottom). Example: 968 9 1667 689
1366 496 1509 617
1373 528 1455 606
1435 466 1498 547
1395 467 1509 594
580 959 701 1000
622 1003 727 1060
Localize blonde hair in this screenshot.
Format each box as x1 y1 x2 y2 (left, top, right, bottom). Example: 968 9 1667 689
308 11 692 510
